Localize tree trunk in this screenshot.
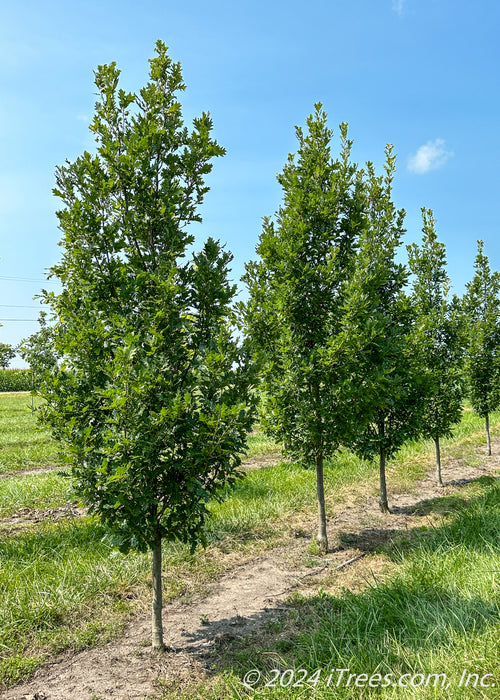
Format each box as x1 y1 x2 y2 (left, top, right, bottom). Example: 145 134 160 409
378 419 390 513
379 447 390 513
486 413 491 456
435 436 443 486
316 453 328 553
151 537 165 651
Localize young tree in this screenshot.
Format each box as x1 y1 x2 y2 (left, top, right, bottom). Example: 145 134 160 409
20 311 58 379
34 42 255 650
346 150 423 513
463 241 500 455
0 342 16 369
407 208 464 485
243 105 365 552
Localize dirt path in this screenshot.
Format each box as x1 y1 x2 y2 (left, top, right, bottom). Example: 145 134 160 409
3 442 500 700
0 504 86 535
241 452 283 470
0 466 61 480
0 453 283 533
0 454 283 533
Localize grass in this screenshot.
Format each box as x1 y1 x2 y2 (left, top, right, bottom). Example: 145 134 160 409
0 519 146 685
1 392 500 694
378 404 500 495
0 393 65 474
166 479 500 699
211 481 500 700
245 430 281 459
207 452 377 549
0 470 75 519
0 453 378 689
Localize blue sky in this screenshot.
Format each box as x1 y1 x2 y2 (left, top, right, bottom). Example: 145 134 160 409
1 0 499 366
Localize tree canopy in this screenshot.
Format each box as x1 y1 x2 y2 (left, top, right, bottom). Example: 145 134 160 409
346 150 424 512
31 41 256 650
0 342 16 369
244 106 369 550
407 208 463 485
463 240 500 455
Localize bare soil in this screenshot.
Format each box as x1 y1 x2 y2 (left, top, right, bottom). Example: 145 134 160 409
3 442 500 700
0 466 61 480
240 452 284 470
0 504 86 535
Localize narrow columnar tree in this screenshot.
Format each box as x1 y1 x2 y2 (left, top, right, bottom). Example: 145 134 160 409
346 149 424 513
463 241 500 455
407 208 464 486
243 105 365 552
32 42 255 650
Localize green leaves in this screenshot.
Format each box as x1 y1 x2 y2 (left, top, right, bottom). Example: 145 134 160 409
463 241 500 419
244 106 364 465
31 43 256 564
406 208 464 443
343 149 421 466
0 343 16 369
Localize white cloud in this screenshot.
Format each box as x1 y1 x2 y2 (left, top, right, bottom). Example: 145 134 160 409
408 139 453 174
392 0 406 15
76 114 89 122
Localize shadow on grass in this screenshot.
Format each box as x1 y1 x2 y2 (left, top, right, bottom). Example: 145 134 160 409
181 476 500 656
336 475 499 555
189 480 500 697
352 479 499 553
175 582 500 698
394 475 500 514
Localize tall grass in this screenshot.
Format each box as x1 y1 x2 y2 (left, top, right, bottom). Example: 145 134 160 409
245 431 281 459
382 405 500 493
0 519 149 685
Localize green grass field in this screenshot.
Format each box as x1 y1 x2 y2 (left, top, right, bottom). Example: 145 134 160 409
202 479 500 699
0 392 499 696
0 393 65 474
158 490 500 700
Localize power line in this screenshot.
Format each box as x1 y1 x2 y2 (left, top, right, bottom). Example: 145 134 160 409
0 318 39 322
0 275 57 284
0 304 48 309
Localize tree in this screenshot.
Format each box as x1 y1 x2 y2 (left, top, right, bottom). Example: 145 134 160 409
0 342 16 369
463 240 500 455
33 41 255 650
20 311 58 379
346 149 424 513
407 208 464 485
243 105 365 552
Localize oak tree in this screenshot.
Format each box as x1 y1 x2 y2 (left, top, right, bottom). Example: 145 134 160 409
20 311 58 379
243 105 365 552
0 342 16 369
346 150 424 512
34 42 255 650
407 208 464 485
463 240 500 455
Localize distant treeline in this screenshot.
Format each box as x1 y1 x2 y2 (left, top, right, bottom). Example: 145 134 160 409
0 369 33 392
